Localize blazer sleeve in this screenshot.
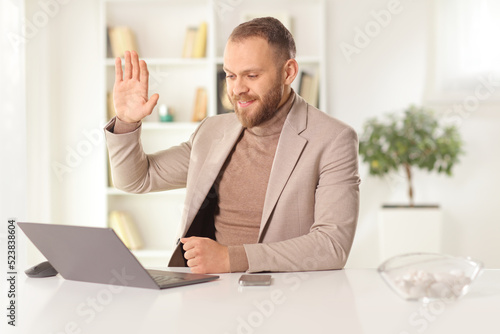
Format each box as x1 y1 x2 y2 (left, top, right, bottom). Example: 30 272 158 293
104 117 195 193
244 126 360 272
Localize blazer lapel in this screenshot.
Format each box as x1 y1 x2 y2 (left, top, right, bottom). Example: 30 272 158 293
182 119 243 235
258 95 309 240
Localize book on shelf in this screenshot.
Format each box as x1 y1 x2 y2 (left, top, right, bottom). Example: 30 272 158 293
108 211 144 250
192 87 207 122
108 26 139 58
193 22 207 58
182 22 207 58
182 26 197 58
298 71 319 108
217 70 234 114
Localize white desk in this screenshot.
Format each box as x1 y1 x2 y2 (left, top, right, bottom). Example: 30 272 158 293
6 269 500 334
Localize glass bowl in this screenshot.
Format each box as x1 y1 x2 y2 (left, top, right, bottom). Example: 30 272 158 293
378 253 483 302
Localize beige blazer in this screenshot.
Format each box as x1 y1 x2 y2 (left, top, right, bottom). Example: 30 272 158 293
105 93 360 273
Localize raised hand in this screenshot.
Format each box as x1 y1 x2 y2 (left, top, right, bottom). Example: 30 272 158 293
113 50 159 123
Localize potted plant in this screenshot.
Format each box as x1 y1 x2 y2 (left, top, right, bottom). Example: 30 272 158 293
359 105 464 260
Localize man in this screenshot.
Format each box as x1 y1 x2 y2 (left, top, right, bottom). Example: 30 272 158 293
105 17 360 274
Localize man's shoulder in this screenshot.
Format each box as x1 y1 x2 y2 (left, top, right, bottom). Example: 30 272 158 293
293 96 356 140
200 112 238 128
191 112 240 141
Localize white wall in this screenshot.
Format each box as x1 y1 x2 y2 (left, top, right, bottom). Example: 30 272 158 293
326 0 500 268
24 0 500 268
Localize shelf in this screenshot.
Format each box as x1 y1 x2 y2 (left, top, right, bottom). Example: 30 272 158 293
105 57 210 67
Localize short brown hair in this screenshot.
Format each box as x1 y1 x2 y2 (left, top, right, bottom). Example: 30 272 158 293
229 17 296 64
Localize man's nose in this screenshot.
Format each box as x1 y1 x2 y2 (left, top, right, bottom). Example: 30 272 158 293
232 78 249 96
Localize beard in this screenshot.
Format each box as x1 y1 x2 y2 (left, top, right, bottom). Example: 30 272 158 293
229 80 283 128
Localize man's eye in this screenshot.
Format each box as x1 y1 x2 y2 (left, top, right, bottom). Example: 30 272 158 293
248 75 258 79
226 75 235 79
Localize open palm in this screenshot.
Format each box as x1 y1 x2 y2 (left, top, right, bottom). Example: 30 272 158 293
113 50 159 123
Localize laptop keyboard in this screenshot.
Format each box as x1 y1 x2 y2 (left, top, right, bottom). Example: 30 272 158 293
151 274 187 288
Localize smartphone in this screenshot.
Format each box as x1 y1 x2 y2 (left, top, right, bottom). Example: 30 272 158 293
239 274 272 286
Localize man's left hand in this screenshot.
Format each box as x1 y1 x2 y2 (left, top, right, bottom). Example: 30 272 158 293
181 237 230 274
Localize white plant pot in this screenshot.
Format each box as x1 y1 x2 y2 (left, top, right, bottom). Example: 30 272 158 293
378 205 443 262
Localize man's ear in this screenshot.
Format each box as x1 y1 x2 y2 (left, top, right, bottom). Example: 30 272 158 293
283 59 299 85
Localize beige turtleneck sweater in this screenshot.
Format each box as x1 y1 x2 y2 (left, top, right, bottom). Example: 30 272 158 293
215 92 295 272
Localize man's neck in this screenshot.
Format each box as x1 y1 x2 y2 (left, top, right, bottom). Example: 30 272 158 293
276 86 292 110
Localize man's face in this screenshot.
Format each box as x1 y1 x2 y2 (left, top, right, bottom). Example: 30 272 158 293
223 37 286 128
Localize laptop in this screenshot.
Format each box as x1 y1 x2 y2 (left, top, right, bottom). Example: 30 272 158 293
18 222 219 290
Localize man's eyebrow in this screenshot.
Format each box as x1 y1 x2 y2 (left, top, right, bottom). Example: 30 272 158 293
222 66 263 74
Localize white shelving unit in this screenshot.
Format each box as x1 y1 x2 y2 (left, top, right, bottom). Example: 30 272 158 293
100 0 326 267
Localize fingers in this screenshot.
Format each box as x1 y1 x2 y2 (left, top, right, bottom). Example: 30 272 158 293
131 51 140 80
182 238 198 268
180 237 193 246
141 59 158 114
181 237 195 252
122 51 147 82
186 258 197 268
139 59 149 83
145 93 160 114
182 237 200 261
114 57 123 82
124 51 132 79
180 237 229 274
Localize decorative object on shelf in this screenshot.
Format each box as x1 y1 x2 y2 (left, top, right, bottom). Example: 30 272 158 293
359 105 464 207
192 87 207 122
107 26 138 58
298 71 319 108
158 104 173 122
378 252 483 302
108 211 143 250
182 21 207 58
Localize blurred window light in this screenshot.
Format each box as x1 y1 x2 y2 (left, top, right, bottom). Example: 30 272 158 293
460 1 500 75
0 0 26 217
1 1 24 120
434 0 500 93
